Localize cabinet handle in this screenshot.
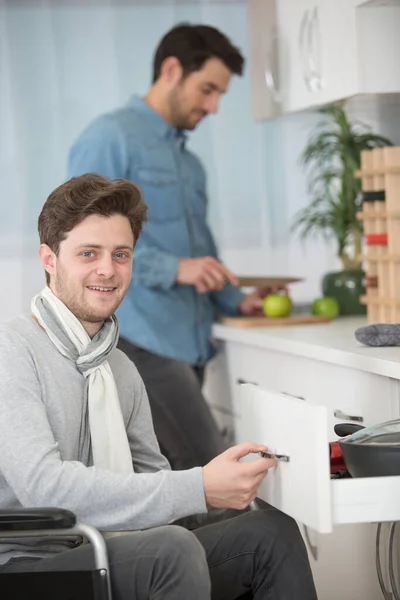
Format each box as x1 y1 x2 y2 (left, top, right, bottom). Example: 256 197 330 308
334 409 364 423
281 391 306 401
264 26 283 104
237 378 258 387
298 9 312 91
307 7 324 92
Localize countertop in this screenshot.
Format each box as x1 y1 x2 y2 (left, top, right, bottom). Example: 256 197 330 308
212 316 400 381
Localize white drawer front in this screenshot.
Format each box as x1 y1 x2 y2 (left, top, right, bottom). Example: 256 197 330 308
239 383 400 534
225 342 399 444
307 360 395 433
332 476 400 525
238 383 333 533
226 342 311 402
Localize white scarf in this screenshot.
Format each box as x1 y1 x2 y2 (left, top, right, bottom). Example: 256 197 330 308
31 286 133 474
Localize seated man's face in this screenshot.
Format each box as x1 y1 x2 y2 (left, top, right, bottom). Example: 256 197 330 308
46 213 134 326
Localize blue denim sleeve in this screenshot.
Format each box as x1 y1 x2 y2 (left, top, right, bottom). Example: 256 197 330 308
67 116 129 179
210 284 245 316
131 245 180 290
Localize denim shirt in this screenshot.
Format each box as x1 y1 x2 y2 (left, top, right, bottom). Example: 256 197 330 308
67 96 244 365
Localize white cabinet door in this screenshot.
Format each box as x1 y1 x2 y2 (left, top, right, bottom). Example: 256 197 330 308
249 0 326 114
203 351 237 446
300 522 381 600
357 2 400 94
317 0 359 105
281 0 360 111
276 0 324 113
247 0 282 120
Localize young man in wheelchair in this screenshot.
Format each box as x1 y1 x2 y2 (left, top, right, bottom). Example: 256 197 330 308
0 174 317 600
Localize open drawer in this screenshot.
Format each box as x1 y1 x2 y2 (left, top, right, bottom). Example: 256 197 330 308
238 383 400 534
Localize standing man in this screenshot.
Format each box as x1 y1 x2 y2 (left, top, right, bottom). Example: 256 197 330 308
68 24 269 470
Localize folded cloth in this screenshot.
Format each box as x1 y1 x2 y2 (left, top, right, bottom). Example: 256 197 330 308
355 323 400 347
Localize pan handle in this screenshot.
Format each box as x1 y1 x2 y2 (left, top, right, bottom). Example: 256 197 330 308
334 409 364 423
334 422 365 437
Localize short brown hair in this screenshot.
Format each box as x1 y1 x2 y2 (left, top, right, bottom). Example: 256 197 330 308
152 23 244 83
38 174 147 283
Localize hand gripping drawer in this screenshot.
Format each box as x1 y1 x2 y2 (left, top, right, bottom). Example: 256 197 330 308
238 383 400 534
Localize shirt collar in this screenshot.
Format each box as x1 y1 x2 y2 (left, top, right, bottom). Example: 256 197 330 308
128 94 187 146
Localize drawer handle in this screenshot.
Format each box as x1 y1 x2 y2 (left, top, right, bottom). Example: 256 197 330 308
237 378 258 386
334 410 364 423
281 391 306 401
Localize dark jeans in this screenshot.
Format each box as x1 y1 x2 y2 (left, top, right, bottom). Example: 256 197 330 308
117 339 227 470
0 509 318 600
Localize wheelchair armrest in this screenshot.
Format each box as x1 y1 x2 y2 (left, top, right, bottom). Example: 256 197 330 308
0 510 111 592
0 508 76 531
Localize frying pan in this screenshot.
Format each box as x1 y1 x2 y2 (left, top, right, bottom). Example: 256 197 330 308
334 419 400 478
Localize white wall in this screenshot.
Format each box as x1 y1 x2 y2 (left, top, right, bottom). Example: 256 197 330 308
1 1 400 319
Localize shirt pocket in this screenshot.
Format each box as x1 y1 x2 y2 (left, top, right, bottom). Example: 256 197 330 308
135 167 183 222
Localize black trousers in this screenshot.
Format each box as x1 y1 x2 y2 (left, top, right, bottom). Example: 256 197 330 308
0 508 318 600
117 338 227 470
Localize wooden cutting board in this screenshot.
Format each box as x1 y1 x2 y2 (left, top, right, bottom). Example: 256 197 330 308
237 276 303 288
221 315 332 327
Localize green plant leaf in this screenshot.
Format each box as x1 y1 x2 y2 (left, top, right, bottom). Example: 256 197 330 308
291 102 393 269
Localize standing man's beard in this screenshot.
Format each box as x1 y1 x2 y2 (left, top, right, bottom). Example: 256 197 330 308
168 86 187 130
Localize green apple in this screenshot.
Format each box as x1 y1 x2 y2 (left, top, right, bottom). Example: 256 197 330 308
262 294 292 318
311 296 339 318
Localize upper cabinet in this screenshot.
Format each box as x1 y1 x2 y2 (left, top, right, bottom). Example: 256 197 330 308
247 0 281 120
248 0 400 120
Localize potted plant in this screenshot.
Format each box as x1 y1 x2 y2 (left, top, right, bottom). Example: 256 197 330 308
291 103 393 315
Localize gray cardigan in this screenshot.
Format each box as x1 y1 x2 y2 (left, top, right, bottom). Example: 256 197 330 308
0 315 206 563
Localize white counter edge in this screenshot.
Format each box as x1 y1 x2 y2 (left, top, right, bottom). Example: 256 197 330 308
212 323 400 382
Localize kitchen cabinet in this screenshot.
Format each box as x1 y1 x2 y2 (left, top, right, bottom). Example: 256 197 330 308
247 0 316 118
238 383 400 600
223 340 397 440
205 317 400 600
248 0 400 119
247 0 281 120
202 350 236 447
275 0 326 114
316 0 360 105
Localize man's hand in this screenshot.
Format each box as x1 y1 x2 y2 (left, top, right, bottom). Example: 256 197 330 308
176 257 239 294
202 442 276 510
238 287 289 316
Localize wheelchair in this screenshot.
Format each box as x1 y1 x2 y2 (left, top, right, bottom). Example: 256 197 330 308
0 507 112 599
